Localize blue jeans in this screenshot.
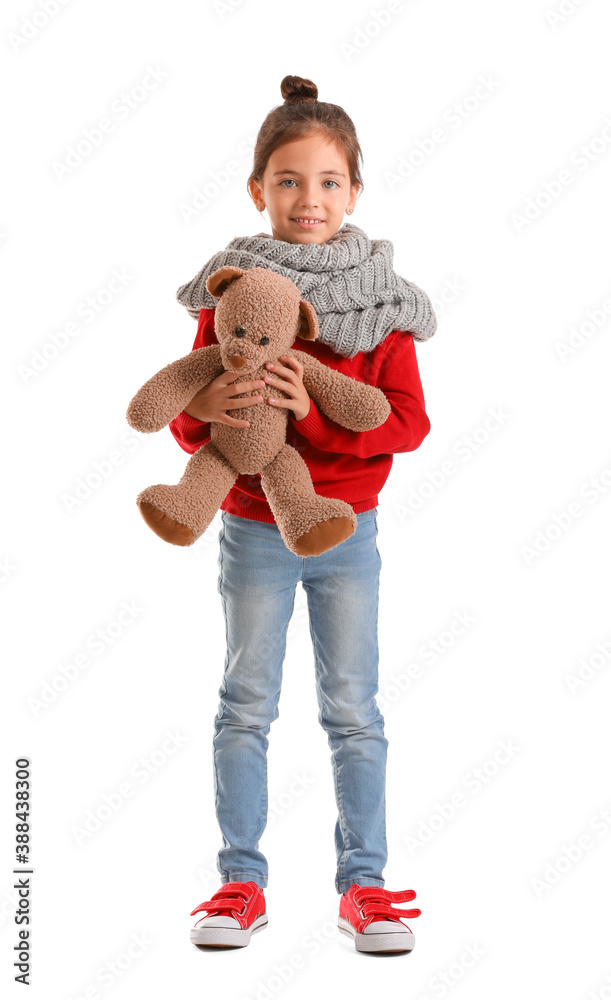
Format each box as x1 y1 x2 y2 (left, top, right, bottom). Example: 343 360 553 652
212 507 389 896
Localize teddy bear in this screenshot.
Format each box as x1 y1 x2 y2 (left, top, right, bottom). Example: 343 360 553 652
126 265 391 557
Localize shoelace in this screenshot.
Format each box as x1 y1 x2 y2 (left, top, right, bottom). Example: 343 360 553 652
352 886 421 923
190 884 251 919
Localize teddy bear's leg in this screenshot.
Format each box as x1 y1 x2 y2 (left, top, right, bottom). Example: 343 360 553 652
136 442 237 546
259 444 358 557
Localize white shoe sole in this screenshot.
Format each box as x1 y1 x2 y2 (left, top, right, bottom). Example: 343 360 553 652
338 916 415 953
191 913 268 948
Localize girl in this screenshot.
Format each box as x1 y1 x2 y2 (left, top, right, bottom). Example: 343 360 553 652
172 75 436 954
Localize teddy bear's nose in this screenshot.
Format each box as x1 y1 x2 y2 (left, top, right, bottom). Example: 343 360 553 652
230 354 248 369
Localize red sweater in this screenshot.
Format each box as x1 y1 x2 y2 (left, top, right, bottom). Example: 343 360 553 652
169 308 431 524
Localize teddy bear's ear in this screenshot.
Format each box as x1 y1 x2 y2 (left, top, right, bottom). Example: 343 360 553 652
296 298 319 341
206 266 247 299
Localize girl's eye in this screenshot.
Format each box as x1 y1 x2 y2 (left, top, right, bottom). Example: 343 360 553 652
280 179 338 189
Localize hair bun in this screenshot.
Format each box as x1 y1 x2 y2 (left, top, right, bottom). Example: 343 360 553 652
280 75 318 104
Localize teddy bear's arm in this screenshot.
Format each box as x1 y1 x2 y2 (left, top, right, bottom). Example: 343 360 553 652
298 353 391 432
126 345 223 433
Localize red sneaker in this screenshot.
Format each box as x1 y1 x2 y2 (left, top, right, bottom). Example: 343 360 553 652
338 884 421 953
190 881 268 948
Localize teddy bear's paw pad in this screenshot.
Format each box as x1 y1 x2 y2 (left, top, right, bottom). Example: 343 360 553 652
138 501 194 546
293 516 355 556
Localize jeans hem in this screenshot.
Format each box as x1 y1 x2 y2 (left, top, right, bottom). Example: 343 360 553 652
336 876 385 895
220 873 268 886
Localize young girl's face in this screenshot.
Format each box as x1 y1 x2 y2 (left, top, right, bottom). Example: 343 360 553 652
252 132 359 245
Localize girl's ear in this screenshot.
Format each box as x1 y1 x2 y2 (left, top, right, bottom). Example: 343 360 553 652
206 266 247 298
296 298 319 341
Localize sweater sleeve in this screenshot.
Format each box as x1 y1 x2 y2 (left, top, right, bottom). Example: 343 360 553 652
290 332 430 458
168 310 212 455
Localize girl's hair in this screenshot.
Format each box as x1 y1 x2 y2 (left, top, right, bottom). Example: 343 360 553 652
246 75 364 201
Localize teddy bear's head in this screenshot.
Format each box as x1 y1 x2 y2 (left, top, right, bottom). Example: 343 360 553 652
206 265 319 375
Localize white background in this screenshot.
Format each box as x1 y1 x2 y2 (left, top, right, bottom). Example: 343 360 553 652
2 0 611 995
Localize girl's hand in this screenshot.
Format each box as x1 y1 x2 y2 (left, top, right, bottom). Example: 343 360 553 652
263 354 311 421
184 371 266 428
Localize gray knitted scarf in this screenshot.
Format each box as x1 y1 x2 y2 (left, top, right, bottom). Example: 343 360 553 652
176 223 436 359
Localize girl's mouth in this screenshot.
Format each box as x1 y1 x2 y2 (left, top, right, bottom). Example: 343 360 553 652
291 218 324 229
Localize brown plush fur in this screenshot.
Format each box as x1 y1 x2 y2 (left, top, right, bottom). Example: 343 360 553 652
126 266 391 556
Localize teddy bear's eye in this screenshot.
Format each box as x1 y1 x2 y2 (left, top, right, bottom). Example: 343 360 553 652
235 327 245 337
260 336 269 345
